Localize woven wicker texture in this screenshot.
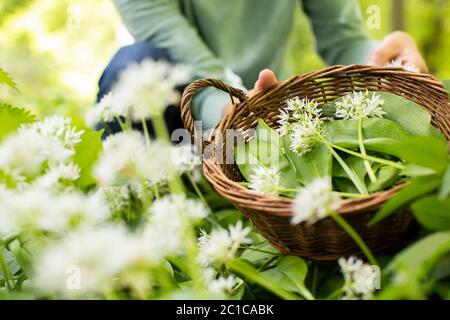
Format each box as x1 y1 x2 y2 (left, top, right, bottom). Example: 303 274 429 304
181 65 450 261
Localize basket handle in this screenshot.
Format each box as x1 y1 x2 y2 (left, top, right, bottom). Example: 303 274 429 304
180 78 248 142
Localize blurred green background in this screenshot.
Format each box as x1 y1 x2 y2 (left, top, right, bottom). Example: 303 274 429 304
1 0 449 118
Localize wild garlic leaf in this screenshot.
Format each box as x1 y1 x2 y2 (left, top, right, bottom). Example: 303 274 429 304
261 256 313 300
376 92 442 138
411 196 450 231
235 119 297 191
0 103 35 141
368 165 399 192
443 80 450 94
282 136 331 185
332 155 367 193
370 175 441 225
325 118 410 158
391 136 448 173
73 128 104 189
439 164 450 199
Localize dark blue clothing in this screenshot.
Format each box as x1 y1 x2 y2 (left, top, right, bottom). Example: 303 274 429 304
96 42 184 137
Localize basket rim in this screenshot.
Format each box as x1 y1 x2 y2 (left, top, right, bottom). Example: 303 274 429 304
189 65 450 218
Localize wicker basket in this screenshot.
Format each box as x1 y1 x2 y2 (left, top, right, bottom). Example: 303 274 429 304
180 65 450 262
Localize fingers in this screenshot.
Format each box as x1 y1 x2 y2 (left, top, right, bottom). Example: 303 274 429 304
254 69 278 91
367 31 408 66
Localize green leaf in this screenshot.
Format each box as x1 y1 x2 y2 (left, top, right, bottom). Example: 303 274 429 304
392 136 448 173
325 118 411 157
378 232 450 299
235 119 297 191
283 136 331 185
261 256 314 300
376 92 439 137
73 129 103 189
227 258 299 300
0 68 17 90
0 103 35 141
240 242 281 268
411 196 450 231
439 164 450 199
370 175 441 225
332 155 368 193
368 165 399 192
387 231 450 278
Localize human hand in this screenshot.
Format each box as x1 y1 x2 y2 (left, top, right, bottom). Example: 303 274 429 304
367 31 428 73
223 69 278 116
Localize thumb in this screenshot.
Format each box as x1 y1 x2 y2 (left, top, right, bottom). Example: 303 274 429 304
254 69 278 91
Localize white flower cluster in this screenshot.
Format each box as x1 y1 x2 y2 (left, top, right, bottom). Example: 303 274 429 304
198 221 252 266
292 177 341 225
0 116 84 188
32 194 209 296
204 268 239 295
86 59 190 125
32 226 148 296
387 59 420 73
93 131 173 192
248 166 281 196
277 97 325 156
338 256 379 300
0 187 109 237
335 90 385 120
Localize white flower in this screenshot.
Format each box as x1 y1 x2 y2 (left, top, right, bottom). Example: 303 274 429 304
208 275 238 294
113 59 190 121
387 59 420 73
32 226 151 296
288 118 323 155
93 131 175 192
0 187 110 237
228 220 252 245
248 166 281 196
25 115 84 150
141 195 209 258
335 91 385 120
286 97 321 116
86 92 127 127
278 97 322 136
198 221 253 266
338 256 379 300
33 163 80 190
171 143 201 174
291 177 341 225
101 185 131 213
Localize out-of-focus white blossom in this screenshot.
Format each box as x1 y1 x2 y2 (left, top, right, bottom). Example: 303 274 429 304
387 59 420 73
248 166 281 196
93 131 175 192
335 91 385 120
33 163 80 190
171 143 201 174
198 221 252 266
112 59 190 121
0 187 110 237
32 226 152 296
292 177 341 225
338 256 379 300
86 92 128 127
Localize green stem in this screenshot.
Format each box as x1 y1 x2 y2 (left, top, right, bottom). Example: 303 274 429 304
331 143 404 169
335 192 368 199
151 112 185 195
321 139 368 195
141 118 151 147
329 211 378 266
187 172 209 211
116 116 129 132
152 112 170 142
238 246 282 256
0 245 13 290
358 118 377 183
